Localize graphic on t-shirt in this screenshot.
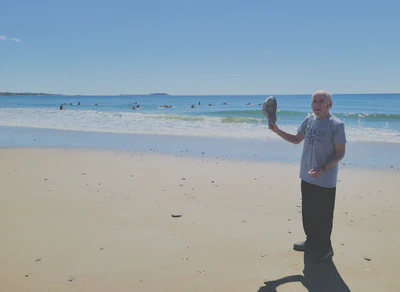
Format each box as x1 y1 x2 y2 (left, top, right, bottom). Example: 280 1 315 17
307 127 326 145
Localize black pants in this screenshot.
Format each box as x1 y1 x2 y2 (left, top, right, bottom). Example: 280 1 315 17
301 180 336 252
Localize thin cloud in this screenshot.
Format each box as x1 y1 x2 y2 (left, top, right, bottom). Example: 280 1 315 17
0 35 21 42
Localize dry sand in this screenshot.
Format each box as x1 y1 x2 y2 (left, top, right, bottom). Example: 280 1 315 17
0 148 399 292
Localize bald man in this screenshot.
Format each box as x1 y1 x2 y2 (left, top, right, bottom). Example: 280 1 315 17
269 90 346 260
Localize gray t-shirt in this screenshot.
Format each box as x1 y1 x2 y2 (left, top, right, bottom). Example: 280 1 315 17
297 113 346 188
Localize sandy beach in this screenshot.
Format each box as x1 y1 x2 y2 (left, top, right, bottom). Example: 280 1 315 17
1 147 399 292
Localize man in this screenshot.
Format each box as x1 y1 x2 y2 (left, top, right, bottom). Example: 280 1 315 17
269 90 346 260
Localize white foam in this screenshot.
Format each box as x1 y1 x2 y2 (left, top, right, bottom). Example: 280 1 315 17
1 108 399 143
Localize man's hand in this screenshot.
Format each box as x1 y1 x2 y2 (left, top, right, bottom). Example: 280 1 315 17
308 167 323 178
268 122 279 133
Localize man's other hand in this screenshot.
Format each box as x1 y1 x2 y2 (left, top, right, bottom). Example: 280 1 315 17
308 167 323 178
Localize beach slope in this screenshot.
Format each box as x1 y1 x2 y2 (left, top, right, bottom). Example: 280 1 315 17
0 148 399 291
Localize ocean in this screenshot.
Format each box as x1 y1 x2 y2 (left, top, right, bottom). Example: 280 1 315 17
1 93 400 143
1 94 399 169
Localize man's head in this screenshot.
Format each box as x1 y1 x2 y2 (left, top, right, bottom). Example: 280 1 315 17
311 90 332 119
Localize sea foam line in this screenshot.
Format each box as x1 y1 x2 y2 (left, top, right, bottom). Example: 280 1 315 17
0 108 399 143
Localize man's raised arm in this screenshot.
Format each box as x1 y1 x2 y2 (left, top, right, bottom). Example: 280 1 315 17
269 123 304 145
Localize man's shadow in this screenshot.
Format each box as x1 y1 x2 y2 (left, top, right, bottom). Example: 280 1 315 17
257 253 350 292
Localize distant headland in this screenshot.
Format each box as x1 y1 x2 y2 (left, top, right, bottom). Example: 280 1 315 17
0 92 63 96
119 93 169 96
1 92 169 96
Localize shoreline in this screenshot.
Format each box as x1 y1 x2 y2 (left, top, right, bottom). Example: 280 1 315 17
1 126 400 170
1 147 399 291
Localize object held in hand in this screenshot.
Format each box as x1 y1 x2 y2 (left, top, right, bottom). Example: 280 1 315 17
262 96 277 125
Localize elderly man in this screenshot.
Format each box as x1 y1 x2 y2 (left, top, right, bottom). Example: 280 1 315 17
269 90 346 260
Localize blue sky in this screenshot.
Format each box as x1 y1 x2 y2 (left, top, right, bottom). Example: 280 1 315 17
1 0 399 95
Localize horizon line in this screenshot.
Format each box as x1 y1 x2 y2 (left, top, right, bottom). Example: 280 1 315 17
2 92 400 97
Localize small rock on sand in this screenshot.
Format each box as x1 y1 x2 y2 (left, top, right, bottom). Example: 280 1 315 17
172 213 182 218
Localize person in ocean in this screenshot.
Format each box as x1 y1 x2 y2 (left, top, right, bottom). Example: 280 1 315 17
268 90 346 261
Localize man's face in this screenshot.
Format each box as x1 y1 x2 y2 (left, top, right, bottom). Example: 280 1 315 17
311 94 331 118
